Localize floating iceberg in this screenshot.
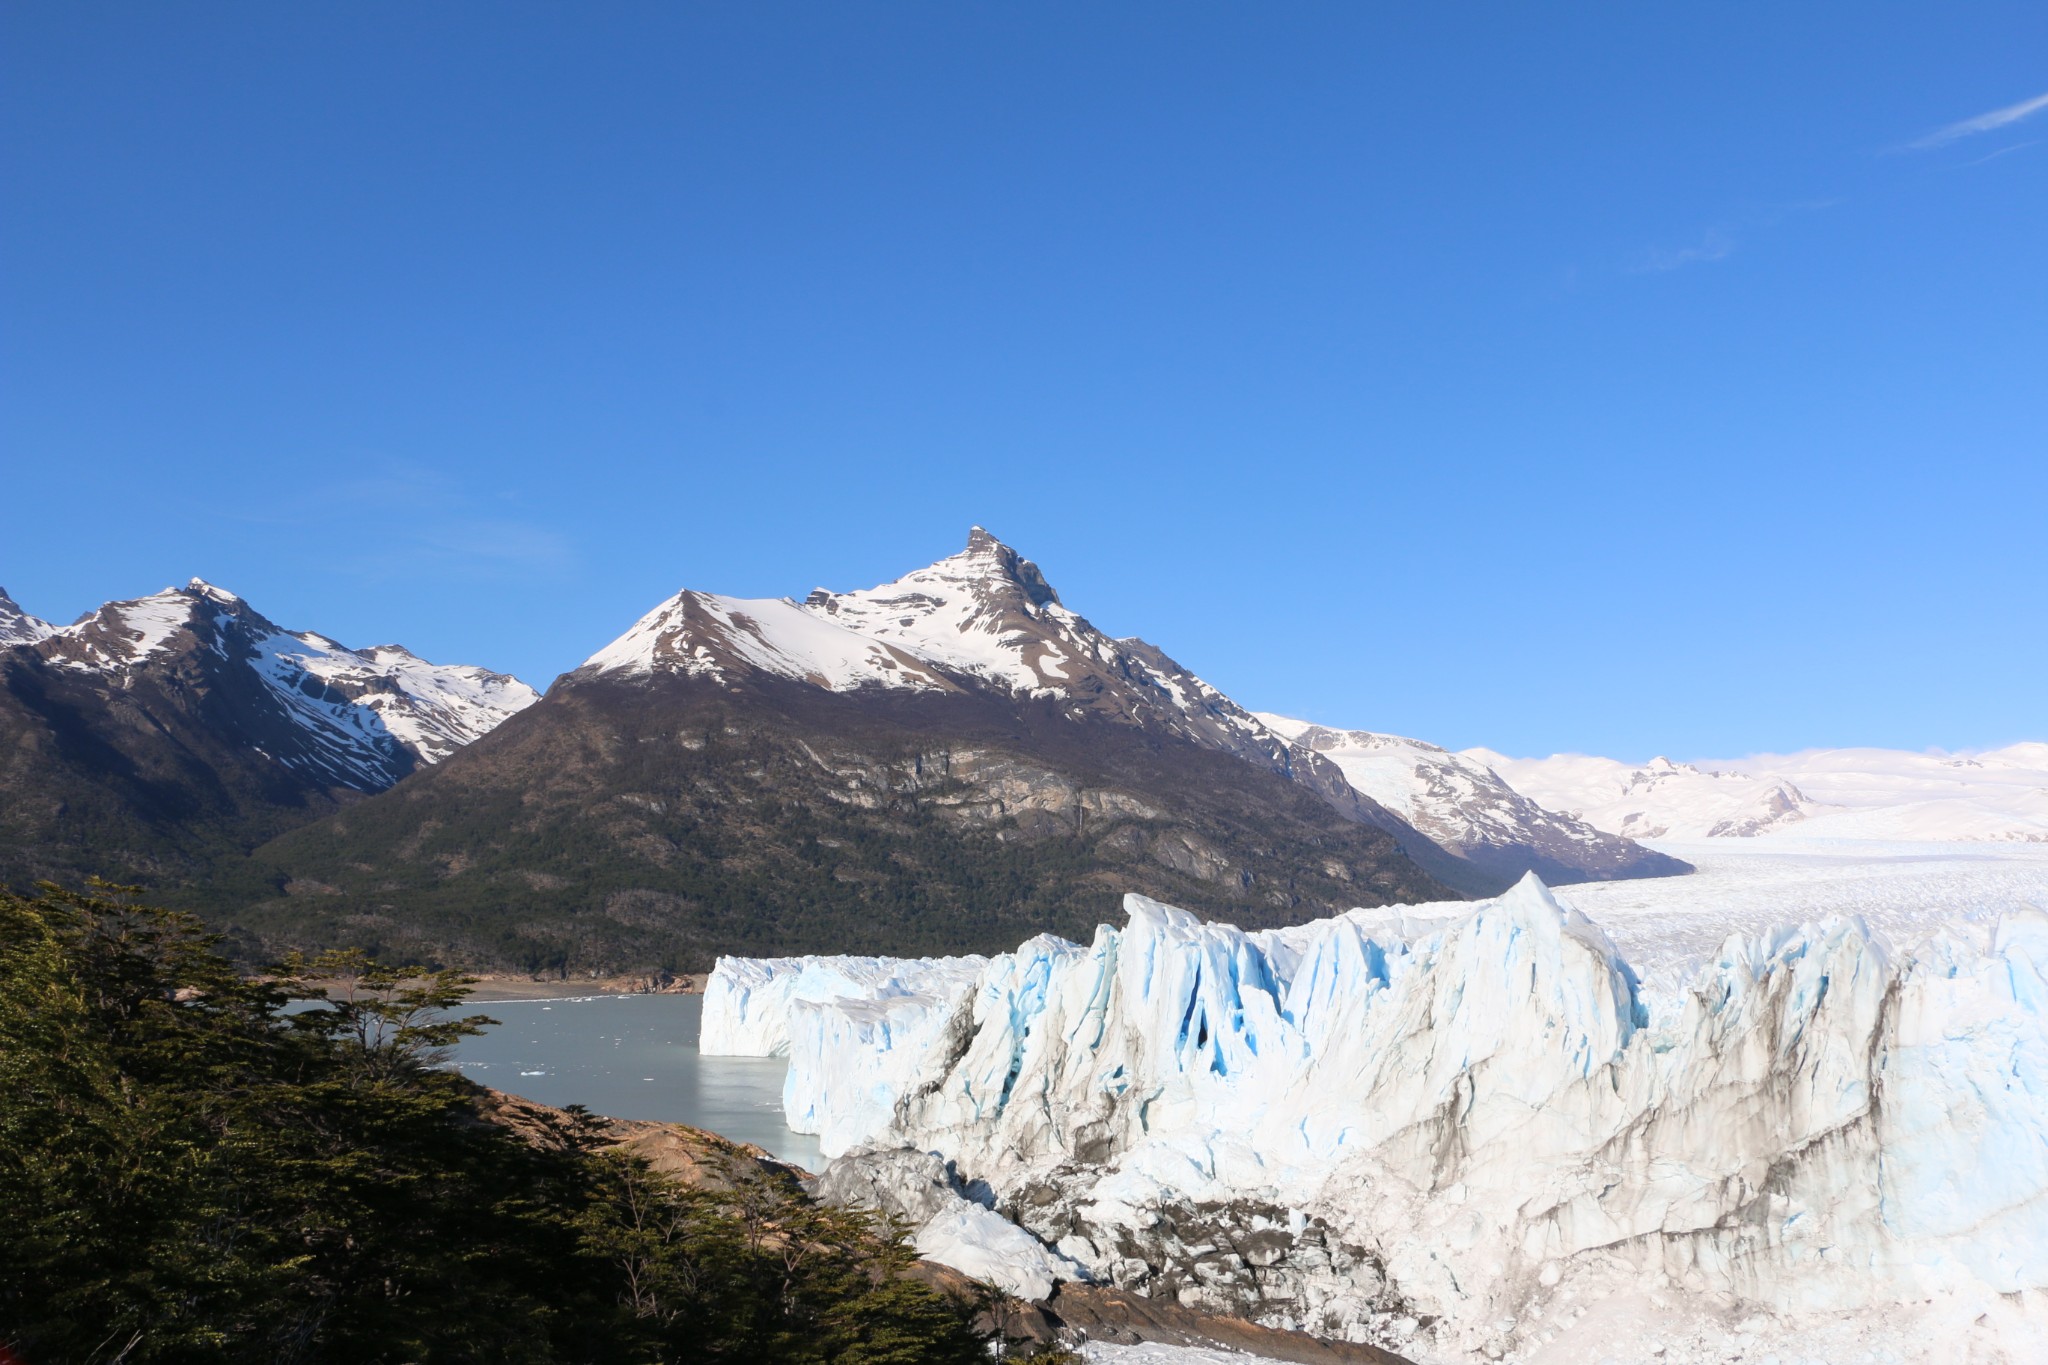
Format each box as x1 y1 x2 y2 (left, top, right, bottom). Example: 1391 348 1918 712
705 876 2048 1355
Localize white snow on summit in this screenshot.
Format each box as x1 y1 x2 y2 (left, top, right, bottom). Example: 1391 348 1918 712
1467 751 1812 841
63 580 222 666
573 529 1338 801
1481 745 2048 843
259 633 540 767
580 589 952 692
804 526 1098 699
22 580 538 787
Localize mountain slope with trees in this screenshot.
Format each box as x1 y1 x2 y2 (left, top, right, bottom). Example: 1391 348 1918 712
230 671 1450 972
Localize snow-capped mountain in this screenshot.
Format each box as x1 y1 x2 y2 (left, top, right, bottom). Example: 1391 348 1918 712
577 527 1357 810
11 530 1673 962
24 579 538 789
0 579 537 894
574 528 1679 892
0 587 54 647
1257 715 1689 885
246 530 1462 969
1467 751 1813 840
1476 745 2048 842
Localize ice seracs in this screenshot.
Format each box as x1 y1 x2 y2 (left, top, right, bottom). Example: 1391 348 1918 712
714 875 2048 1355
701 952 989 1156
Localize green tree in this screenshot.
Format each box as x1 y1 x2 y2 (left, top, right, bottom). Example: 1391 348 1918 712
0 880 991 1364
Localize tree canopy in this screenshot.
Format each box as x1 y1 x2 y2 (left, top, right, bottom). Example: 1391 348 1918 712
0 881 998 1364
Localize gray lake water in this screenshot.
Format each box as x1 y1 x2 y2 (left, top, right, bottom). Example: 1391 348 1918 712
445 993 823 1171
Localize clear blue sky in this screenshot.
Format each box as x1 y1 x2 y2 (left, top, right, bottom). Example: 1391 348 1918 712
4 4 2042 761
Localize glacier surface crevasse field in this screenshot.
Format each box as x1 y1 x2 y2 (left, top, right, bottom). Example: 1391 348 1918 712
702 840 2048 1364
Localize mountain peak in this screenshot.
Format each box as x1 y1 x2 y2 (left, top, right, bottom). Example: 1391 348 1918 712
0 586 55 647
185 577 244 605
949 526 1059 609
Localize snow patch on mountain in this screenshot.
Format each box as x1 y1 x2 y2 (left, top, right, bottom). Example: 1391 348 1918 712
256 633 539 767
64 581 217 665
803 526 1094 699
711 844 2048 1359
1259 715 1683 887
1481 745 2048 843
0 587 54 648
573 530 1389 838
23 580 538 788
581 590 953 692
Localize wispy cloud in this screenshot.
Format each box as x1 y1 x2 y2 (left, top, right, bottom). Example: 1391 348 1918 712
1906 89 2048 150
1625 199 1842 277
213 461 578 583
1630 228 1737 274
1958 137 2041 168
401 517 576 578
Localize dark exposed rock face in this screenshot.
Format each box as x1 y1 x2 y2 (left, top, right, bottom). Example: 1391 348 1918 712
232 671 1453 970
812 1142 1419 1364
1009 1179 1420 1340
0 611 374 891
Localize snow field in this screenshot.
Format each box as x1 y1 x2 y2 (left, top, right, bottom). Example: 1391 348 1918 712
1479 747 2048 844
1555 837 2048 1017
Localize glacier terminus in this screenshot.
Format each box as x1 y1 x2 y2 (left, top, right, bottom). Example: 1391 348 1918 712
704 867 2048 1362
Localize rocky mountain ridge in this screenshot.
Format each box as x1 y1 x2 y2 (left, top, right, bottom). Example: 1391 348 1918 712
0 587 55 647
1259 715 1690 885
577 528 1370 815
24 579 537 784
0 579 535 890
568 530 1678 893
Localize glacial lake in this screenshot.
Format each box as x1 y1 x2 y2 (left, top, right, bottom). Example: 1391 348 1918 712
444 993 823 1171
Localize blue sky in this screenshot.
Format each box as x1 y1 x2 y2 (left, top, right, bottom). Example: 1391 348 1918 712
3 4 2042 761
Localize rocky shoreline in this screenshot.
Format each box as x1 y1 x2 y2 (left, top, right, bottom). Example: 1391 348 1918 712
461 968 707 1000
480 1089 1412 1365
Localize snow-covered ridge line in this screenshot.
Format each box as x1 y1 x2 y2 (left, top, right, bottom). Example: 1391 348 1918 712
711 877 2048 1354
0 586 55 647
1257 712 1686 886
572 529 1687 891
572 530 1284 755
9 579 539 786
1477 744 2048 843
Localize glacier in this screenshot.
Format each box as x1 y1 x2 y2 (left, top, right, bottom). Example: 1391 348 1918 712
705 874 2048 1358
700 951 989 1156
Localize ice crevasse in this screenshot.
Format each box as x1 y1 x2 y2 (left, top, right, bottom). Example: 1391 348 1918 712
701 875 2048 1340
